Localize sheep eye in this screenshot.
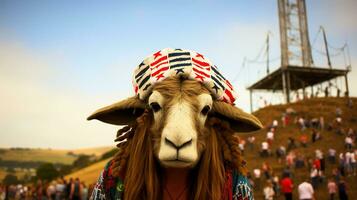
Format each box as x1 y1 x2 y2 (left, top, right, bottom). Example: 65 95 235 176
201 105 211 116
150 102 161 113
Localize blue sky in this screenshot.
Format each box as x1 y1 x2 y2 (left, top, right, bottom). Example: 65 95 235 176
1 0 356 148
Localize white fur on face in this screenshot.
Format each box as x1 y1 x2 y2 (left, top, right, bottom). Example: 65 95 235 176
150 91 213 168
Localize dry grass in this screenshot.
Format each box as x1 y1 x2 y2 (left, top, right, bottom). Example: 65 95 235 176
0 149 77 164
0 169 6 181
69 146 113 157
241 97 357 199
0 146 113 165
64 158 111 185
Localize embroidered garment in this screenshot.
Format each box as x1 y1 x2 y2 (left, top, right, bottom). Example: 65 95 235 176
90 160 254 200
133 48 237 104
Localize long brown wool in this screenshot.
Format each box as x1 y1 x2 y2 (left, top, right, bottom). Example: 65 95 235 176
111 77 246 200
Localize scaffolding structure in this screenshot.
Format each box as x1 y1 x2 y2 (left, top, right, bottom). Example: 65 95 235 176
247 0 351 112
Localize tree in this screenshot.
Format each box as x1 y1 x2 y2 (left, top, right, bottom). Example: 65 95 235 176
101 148 118 160
72 155 92 169
3 174 18 185
36 163 59 181
6 167 15 173
58 164 72 175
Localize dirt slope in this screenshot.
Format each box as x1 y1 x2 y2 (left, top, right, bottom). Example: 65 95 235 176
241 97 357 199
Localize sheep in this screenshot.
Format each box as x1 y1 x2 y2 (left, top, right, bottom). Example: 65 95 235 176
88 48 263 200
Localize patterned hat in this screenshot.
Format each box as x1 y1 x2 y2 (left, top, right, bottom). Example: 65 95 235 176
133 48 237 104
88 48 263 132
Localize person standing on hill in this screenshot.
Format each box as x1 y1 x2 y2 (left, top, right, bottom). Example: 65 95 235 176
247 136 255 150
81 182 88 200
327 178 337 200
338 153 346 176
0 185 5 200
239 139 246 155
261 141 270 157
70 178 82 200
46 181 56 200
325 86 329 97
66 178 73 199
328 148 337 164
267 128 274 146
299 134 308 148
272 175 280 198
319 116 324 130
298 180 314 200
55 179 66 200
262 162 272 179
36 180 43 200
344 135 353 150
282 113 288 127
276 145 286 164
345 151 353 176
298 117 306 131
272 120 278 129
338 179 348 200
281 174 294 200
351 151 356 176
287 137 297 151
312 129 317 143
310 165 319 189
263 180 275 200
315 149 325 172
253 168 262 189
286 151 296 168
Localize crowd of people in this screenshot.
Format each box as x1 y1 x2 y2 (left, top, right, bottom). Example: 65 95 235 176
1 99 355 200
240 103 356 200
0 177 90 200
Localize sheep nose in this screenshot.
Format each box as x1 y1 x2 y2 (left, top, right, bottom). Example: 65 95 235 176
165 137 192 150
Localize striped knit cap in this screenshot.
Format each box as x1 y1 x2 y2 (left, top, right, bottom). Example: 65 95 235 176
132 48 237 104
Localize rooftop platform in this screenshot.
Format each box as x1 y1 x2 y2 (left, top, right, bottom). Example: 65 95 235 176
247 65 350 91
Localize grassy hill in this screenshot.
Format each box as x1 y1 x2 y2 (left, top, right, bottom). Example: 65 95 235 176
240 97 357 199
0 148 76 165
70 146 113 157
0 169 8 182
0 168 30 182
0 146 113 182
64 97 357 199
65 158 111 185
0 146 112 165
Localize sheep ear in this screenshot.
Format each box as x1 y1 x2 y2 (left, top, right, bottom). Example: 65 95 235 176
87 96 146 125
212 101 263 133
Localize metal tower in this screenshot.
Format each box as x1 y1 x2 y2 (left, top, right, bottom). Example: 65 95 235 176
247 0 350 111
278 0 312 67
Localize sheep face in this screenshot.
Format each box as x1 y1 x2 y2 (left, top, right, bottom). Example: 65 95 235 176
148 78 212 168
